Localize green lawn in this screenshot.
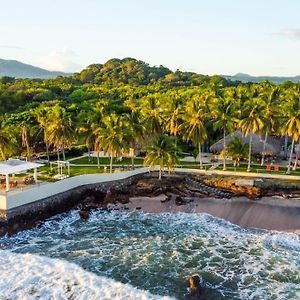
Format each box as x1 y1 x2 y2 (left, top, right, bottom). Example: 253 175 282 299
36 159 300 182
70 156 212 169
70 156 144 166
37 164 138 180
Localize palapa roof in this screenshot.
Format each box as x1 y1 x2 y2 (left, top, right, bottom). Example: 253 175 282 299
0 159 43 176
210 131 283 155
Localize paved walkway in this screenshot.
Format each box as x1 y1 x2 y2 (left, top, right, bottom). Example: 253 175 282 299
175 168 300 181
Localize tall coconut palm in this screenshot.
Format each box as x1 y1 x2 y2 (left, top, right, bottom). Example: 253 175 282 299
180 96 208 169
0 117 16 160
211 87 238 170
91 103 107 168
239 94 265 172
140 94 163 135
163 91 183 155
34 106 52 163
48 105 76 161
76 104 102 164
6 111 35 161
144 134 178 179
125 110 145 169
96 114 130 173
21 122 31 161
259 86 280 165
280 86 300 174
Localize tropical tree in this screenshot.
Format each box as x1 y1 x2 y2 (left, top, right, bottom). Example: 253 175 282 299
239 93 265 172
140 94 163 135
163 91 183 155
34 106 52 163
280 86 300 174
95 114 130 173
180 95 208 169
125 110 145 168
76 102 105 166
144 134 178 179
48 105 76 161
211 87 238 170
21 122 31 161
0 117 16 160
227 136 249 167
258 85 280 165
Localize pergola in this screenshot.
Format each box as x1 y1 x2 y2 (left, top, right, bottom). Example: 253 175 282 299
0 159 43 192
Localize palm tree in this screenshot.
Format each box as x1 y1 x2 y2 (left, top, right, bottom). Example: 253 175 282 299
96 114 130 173
164 91 183 155
239 93 265 172
34 106 52 163
76 103 104 165
21 122 31 161
125 110 145 169
144 134 178 179
91 103 107 168
0 117 16 160
48 105 76 161
227 136 249 167
211 87 238 170
180 96 208 169
259 85 280 165
140 94 163 135
280 86 300 174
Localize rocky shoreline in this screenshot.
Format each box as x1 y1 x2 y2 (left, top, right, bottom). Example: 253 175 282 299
78 174 300 231
1 173 300 235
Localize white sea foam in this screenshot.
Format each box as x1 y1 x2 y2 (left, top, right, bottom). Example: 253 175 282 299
0 250 174 300
1 210 300 299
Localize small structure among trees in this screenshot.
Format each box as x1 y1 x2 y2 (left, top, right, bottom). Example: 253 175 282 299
210 131 284 163
0 159 43 192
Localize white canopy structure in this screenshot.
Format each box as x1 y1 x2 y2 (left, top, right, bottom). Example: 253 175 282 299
0 159 43 192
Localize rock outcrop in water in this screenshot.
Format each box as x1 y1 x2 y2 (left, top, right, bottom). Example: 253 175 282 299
186 274 202 299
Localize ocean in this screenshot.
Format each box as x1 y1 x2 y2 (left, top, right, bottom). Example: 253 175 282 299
0 210 299 299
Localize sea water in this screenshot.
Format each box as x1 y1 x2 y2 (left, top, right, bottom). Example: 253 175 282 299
0 210 299 299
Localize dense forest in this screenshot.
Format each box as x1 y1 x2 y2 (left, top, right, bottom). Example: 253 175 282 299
0 57 299 173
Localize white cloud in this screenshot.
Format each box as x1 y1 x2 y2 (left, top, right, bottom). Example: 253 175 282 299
273 28 300 40
40 48 82 72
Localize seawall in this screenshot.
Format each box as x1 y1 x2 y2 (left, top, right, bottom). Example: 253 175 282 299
0 168 150 235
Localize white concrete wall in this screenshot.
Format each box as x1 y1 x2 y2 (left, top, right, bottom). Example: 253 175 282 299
3 168 150 210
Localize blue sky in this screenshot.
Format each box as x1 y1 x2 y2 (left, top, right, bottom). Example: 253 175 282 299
0 0 300 76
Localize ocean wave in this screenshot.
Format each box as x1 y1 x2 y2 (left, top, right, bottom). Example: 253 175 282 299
1 210 300 299
0 250 174 300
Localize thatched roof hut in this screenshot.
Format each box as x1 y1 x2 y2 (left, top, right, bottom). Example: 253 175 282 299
210 131 283 155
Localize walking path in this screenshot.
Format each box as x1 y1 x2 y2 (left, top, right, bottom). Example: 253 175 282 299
176 168 300 181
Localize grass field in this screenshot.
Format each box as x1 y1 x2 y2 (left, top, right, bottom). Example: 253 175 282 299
35 156 300 182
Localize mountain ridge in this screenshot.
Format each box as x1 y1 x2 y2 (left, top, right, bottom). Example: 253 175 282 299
1 58 300 83
222 72 300 84
0 58 72 79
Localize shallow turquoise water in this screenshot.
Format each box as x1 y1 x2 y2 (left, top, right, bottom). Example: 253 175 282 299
0 210 300 299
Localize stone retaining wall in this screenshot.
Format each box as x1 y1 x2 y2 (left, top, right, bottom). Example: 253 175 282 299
0 173 144 236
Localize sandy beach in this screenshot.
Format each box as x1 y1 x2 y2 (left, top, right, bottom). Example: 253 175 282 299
126 194 300 231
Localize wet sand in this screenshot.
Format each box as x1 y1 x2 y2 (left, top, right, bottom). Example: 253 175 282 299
126 195 300 231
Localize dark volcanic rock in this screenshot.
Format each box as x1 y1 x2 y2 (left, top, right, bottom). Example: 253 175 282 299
79 209 90 220
175 196 186 206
